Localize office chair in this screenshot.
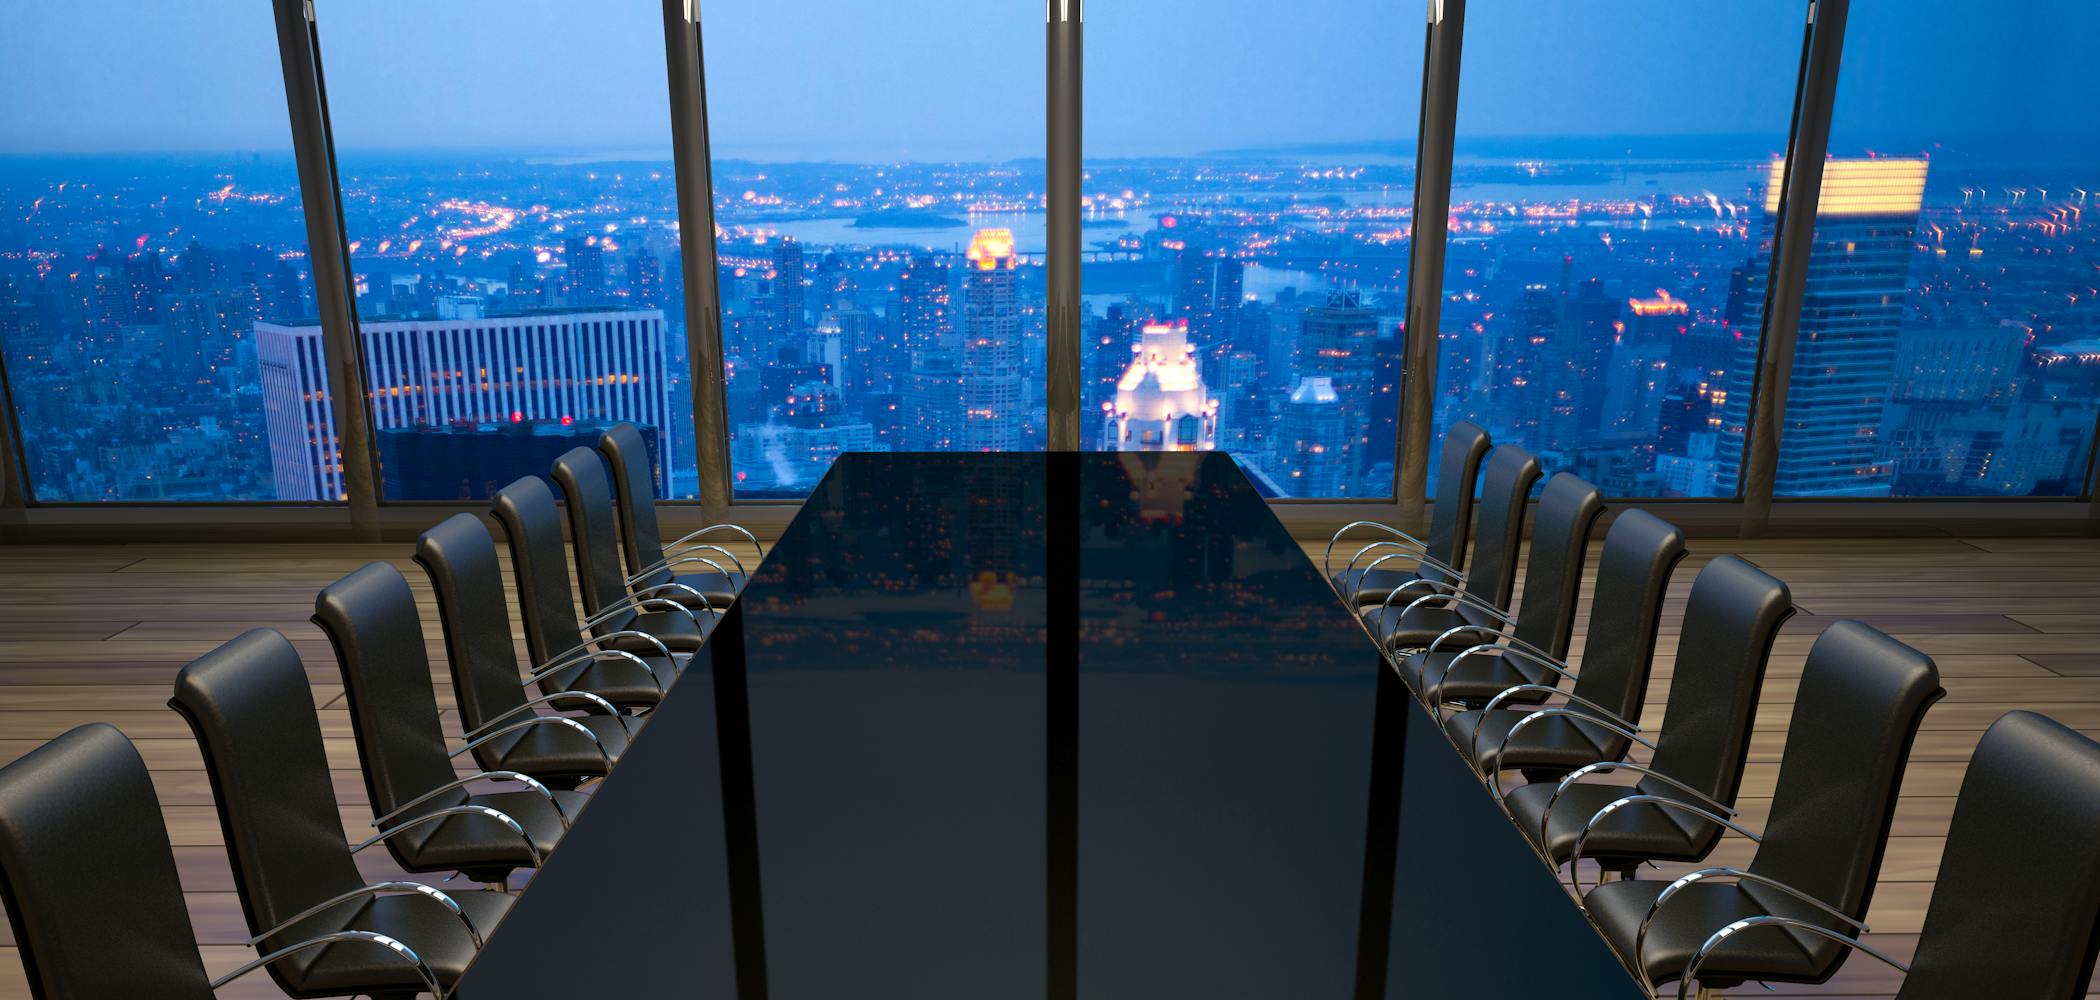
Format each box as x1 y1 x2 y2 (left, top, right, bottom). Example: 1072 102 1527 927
1327 420 1490 605
599 420 756 609
549 447 717 653
169 629 513 997
416 512 638 788
1368 443 1541 652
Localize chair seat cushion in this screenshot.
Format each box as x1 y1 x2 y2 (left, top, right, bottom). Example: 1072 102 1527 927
272 886 514 992
1400 646 1555 706
1445 708 1624 775
647 569 747 610
1364 601 1499 652
1586 878 1853 988
603 608 713 654
482 712 636 783
541 653 674 711
1504 780 1715 867
1342 563 1456 606
384 788 588 875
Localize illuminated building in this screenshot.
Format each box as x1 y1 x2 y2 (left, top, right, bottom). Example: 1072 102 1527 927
256 306 668 500
563 236 606 302
772 237 806 335
1718 157 1929 496
1100 318 1219 452
1296 290 1379 490
1279 376 1348 497
961 228 1022 452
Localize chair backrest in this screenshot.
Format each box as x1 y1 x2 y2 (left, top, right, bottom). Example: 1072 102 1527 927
599 422 667 580
492 475 588 667
1426 421 1492 573
0 724 214 1000
549 446 629 620
1465 444 1543 613
415 513 530 733
1639 556 1793 808
168 629 366 949
313 562 470 822
1750 621 1942 925
1508 473 1605 657
1899 712 2100 1000
1566 509 1687 724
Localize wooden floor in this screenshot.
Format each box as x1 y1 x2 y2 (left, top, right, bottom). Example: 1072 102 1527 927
0 532 2095 997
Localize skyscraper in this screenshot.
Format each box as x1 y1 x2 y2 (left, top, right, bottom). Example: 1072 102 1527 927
1280 376 1348 497
897 252 953 352
564 236 606 303
1100 319 1218 452
961 228 1022 452
1296 289 1378 492
772 238 806 335
256 306 669 500
1718 158 1929 496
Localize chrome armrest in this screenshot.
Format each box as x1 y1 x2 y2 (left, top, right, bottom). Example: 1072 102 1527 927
373 771 567 832
1640 866 1868 990
352 804 543 868
558 629 677 680
1324 521 1421 581
1567 797 1764 905
1540 761 1736 863
582 595 702 633
1484 706 1652 805
245 881 482 951
646 544 747 579
1431 639 1575 709
1678 915 1908 1000
1427 623 1512 656
450 717 611 779
1369 576 1464 633
467 691 624 738
1478 646 1580 688
1392 591 1513 647
1341 541 1417 592
634 578 718 617
210 930 444 996
525 648 661 688
665 522 763 558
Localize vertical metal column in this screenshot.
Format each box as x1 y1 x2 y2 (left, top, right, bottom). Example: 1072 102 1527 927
1046 0 1084 452
273 0 379 537
1394 0 1466 529
1739 0 1849 536
664 0 733 509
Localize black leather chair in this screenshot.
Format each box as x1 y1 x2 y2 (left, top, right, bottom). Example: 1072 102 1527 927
0 723 448 998
1327 420 1491 606
1367 443 1541 652
1583 620 1943 995
315 562 591 885
1667 711 2100 1000
1444 508 1688 783
416 511 640 788
1502 555 1793 880
1394 472 1603 710
169 629 512 997
493 475 678 712
599 420 756 609
549 447 717 653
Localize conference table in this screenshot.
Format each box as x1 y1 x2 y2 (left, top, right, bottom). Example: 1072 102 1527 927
455 452 1643 999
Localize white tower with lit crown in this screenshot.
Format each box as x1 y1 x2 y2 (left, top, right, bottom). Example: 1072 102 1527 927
1100 318 1219 451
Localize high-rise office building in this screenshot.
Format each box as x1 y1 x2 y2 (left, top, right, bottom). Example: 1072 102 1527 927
563 236 606 303
772 238 806 335
256 306 668 500
897 253 953 352
1279 376 1348 497
961 228 1022 452
1296 289 1378 492
1718 158 1929 496
1100 319 1218 452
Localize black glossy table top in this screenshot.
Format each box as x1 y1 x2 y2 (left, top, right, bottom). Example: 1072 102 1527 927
456 453 1641 999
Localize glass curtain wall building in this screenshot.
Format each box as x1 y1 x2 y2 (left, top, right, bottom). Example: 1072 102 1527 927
1 0 2096 515
700 1 1047 499
0 3 326 502
1082 0 1420 499
315 0 697 502
1427 0 1805 499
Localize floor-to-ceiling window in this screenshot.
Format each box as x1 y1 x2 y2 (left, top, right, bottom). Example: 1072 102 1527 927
1082 0 1420 499
314 0 696 502
0 2 331 502
1428 0 1807 498
699 1 1047 500
1768 0 2100 498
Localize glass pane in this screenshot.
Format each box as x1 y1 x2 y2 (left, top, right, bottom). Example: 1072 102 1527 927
317 0 695 501
702 2 1045 499
1763 0 2100 497
1429 1 1803 498
0 3 329 501
1083 0 1419 499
